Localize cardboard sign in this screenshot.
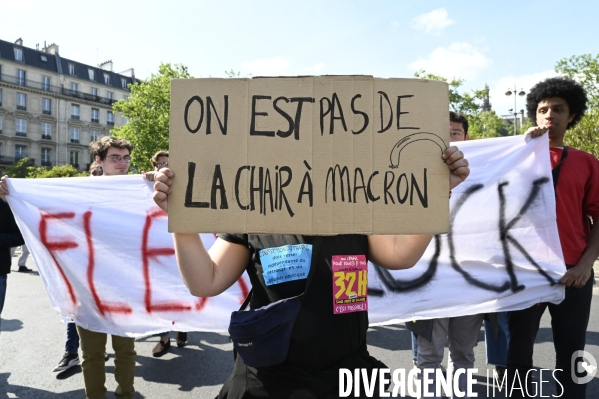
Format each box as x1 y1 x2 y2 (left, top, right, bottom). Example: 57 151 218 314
169 76 450 234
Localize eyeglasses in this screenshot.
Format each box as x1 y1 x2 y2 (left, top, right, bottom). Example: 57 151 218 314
106 155 131 163
155 161 169 168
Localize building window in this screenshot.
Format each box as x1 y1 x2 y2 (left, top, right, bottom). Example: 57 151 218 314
71 104 80 119
16 92 26 110
14 48 23 61
42 98 52 115
68 63 76 75
0 143 2 154
90 130 99 142
70 151 79 167
91 108 99 123
70 82 79 95
0 89 3 106
107 111 114 126
15 118 27 137
107 91 113 100
91 87 98 97
104 73 110 85
40 55 48 62
17 69 26 86
88 68 95 80
15 145 27 161
42 122 52 140
0 115 3 133
70 127 80 143
121 78 127 89
41 148 51 166
42 75 51 91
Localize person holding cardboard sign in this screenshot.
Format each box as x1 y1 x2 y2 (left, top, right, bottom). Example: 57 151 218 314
152 145 469 398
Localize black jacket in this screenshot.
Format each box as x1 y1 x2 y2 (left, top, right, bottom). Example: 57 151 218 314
0 199 25 275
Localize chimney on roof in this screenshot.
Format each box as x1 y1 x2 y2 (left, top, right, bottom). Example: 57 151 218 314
42 43 59 54
15 38 23 46
99 60 113 72
118 68 135 78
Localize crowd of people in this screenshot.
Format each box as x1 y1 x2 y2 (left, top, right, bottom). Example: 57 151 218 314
0 77 597 399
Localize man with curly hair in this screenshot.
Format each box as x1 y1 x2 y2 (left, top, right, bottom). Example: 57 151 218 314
77 136 137 399
507 77 599 398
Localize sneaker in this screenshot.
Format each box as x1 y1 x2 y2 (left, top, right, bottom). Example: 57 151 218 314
18 266 33 272
53 352 80 372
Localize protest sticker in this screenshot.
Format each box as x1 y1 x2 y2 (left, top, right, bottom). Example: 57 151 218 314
168 76 450 235
259 244 312 286
332 255 368 314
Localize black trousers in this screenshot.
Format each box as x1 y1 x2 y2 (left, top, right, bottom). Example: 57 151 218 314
507 270 594 398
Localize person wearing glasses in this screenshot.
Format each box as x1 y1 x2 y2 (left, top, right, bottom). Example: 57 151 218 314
77 136 137 399
142 150 169 182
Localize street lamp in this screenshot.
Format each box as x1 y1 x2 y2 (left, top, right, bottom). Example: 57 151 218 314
505 86 526 135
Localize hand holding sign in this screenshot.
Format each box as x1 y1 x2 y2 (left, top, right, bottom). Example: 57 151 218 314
153 168 174 213
443 146 470 190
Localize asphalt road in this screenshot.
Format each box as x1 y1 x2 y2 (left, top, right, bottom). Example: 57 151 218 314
1 255 598 398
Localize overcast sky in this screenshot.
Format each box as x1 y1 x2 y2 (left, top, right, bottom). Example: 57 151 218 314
2 0 597 116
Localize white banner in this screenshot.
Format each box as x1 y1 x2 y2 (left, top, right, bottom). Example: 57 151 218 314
6 135 564 337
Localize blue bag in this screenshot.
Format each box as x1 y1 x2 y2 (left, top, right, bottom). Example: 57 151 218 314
228 295 302 368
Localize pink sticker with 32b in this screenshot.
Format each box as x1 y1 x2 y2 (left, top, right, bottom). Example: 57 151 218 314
332 255 368 315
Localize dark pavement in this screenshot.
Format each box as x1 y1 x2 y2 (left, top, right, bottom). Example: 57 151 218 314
1 255 598 398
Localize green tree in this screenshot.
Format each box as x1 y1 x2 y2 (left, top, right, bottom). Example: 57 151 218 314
468 111 506 140
564 109 599 158
112 63 193 172
28 164 86 178
414 70 501 140
3 158 85 178
556 54 599 158
555 54 599 108
4 158 34 178
414 70 486 116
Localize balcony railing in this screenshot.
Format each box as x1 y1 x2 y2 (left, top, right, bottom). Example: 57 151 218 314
42 134 52 140
107 121 114 126
71 115 80 120
16 132 27 137
17 105 26 111
42 109 51 115
41 161 52 167
70 139 80 143
0 74 120 106
91 118 99 123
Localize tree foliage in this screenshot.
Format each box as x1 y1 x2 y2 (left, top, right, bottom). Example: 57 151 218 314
4 158 86 178
555 54 599 108
4 158 33 178
468 111 507 140
28 164 87 178
556 54 599 158
564 109 599 158
112 63 192 172
414 70 505 139
414 70 486 116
